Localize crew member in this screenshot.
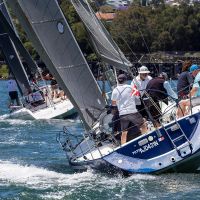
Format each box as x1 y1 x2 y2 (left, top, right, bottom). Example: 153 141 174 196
176 64 200 118
7 75 20 106
50 75 59 98
177 60 193 99
111 74 147 144
145 72 177 127
131 65 152 118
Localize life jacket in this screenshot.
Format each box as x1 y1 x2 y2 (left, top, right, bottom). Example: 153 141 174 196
146 77 168 102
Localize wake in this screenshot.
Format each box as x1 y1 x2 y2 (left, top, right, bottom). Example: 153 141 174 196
0 160 94 189
0 160 156 189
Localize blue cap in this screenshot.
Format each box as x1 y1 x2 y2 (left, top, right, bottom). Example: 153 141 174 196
190 64 200 72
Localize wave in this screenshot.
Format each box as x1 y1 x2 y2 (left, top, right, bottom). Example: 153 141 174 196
0 160 156 189
3 161 189 200
0 116 80 128
0 117 33 125
0 160 95 189
0 113 10 120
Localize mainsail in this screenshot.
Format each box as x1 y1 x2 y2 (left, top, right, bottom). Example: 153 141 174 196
0 0 38 75
0 0 34 95
0 33 30 95
70 0 132 72
6 0 106 129
0 0 14 29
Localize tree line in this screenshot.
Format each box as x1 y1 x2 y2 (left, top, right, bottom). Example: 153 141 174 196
110 3 200 55
61 1 200 61
7 2 200 62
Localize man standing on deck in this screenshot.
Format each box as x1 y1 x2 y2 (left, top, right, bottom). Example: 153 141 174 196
131 66 152 118
7 75 20 106
145 72 177 127
111 74 147 145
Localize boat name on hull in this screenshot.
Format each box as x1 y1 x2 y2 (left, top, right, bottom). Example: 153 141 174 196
132 141 159 155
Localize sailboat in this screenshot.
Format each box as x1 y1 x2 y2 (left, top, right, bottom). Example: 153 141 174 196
0 1 76 120
7 0 200 174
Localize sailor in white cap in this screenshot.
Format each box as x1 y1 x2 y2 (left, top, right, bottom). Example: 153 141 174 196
131 66 152 117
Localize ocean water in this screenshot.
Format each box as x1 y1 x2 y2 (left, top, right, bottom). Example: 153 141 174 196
1 80 200 200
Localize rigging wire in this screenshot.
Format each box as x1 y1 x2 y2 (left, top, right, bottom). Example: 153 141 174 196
81 0 133 73
92 2 183 81
89 0 157 79
129 2 159 74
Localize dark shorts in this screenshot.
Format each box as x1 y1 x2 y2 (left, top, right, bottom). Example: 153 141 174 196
112 113 121 132
120 112 144 132
9 91 18 100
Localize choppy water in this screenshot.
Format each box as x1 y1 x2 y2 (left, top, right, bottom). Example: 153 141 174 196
1 80 200 200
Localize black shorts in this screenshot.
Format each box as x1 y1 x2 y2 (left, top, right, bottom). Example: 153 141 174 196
120 112 144 132
9 91 18 100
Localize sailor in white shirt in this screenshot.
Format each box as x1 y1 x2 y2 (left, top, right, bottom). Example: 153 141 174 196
111 74 147 144
7 76 20 106
131 66 152 117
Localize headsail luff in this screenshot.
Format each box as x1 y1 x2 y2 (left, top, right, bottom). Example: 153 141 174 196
70 0 132 72
6 0 106 130
0 0 38 75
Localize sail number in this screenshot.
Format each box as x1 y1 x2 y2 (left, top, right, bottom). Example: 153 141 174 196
132 141 159 155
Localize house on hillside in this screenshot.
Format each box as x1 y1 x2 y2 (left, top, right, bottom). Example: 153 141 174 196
96 12 116 22
106 0 133 9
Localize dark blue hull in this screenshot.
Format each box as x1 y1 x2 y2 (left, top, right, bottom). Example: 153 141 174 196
70 149 200 174
69 112 200 174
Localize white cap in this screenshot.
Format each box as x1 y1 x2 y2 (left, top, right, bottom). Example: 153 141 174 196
138 66 150 74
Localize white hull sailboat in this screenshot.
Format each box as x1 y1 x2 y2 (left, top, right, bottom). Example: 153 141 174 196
0 2 76 120
7 85 76 120
8 99 75 120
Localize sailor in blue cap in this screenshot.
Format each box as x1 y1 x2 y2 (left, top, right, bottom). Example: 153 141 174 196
177 64 200 118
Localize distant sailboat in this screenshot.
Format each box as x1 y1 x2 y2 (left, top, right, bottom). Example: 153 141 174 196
0 0 76 120
7 0 200 174
6 0 105 127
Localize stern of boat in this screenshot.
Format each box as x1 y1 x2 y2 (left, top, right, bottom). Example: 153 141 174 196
58 108 200 174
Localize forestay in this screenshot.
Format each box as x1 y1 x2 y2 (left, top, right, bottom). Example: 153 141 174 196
71 0 132 72
6 0 106 129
